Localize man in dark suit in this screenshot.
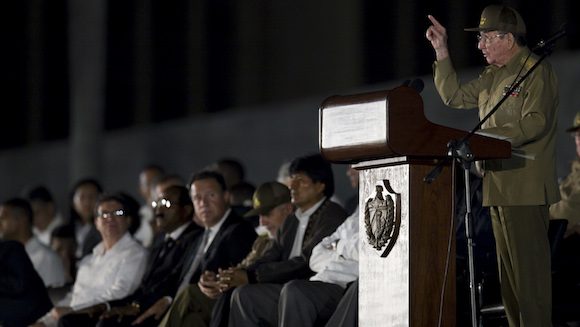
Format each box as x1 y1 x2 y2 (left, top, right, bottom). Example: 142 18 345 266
229 154 347 327
157 171 257 327
58 185 202 327
0 240 52 327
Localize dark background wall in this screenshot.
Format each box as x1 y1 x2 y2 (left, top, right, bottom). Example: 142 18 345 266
0 0 578 209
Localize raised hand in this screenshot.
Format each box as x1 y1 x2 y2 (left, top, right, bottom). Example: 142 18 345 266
425 15 450 60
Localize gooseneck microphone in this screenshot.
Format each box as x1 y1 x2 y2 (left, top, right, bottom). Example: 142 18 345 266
532 24 567 52
402 78 425 93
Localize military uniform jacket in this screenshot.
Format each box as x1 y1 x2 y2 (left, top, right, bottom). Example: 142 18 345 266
434 47 560 206
247 199 347 283
550 159 580 223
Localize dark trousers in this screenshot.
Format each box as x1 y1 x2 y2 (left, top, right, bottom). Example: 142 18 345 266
210 288 234 327
325 280 358 327
57 312 100 327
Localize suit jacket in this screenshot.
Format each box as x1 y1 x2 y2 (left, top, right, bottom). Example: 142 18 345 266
180 210 257 283
0 240 52 327
113 221 202 309
247 199 347 283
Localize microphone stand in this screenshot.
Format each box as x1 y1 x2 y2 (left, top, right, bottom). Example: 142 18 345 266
424 33 564 327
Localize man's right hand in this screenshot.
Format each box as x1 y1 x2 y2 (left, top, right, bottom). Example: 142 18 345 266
198 270 221 299
50 306 73 320
217 267 249 292
425 15 450 61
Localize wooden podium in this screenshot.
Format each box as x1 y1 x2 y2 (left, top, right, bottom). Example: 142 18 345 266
319 86 510 326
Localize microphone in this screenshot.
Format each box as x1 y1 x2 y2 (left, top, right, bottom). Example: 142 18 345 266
532 24 567 52
408 78 424 93
401 78 424 93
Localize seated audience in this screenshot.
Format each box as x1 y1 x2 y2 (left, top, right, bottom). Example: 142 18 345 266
324 279 358 327
68 179 104 259
0 198 66 288
159 181 293 327
49 224 78 303
210 158 246 191
550 112 580 302
228 181 257 224
229 153 347 326
276 203 359 326
137 165 165 248
70 185 202 327
152 171 257 327
27 186 65 246
550 112 580 232
33 193 148 327
0 240 52 327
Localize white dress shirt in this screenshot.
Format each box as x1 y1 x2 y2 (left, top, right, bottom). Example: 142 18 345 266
204 208 230 252
309 207 359 288
25 236 66 288
69 232 148 310
33 213 64 246
134 205 155 248
166 221 191 242
38 232 148 327
175 209 230 294
289 198 326 258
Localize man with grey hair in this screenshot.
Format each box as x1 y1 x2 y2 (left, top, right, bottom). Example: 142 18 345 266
426 5 559 326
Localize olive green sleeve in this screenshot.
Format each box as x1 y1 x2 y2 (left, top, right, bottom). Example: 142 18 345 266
433 57 481 110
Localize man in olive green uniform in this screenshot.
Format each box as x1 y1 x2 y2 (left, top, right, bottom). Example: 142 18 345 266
550 112 580 233
426 5 560 327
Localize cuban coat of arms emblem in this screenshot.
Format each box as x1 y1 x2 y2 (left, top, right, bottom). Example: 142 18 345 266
364 180 401 257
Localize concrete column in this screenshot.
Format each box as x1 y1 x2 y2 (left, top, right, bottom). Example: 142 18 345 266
184 0 207 114
234 0 364 104
68 0 106 183
231 1 267 105
26 0 44 143
133 0 153 124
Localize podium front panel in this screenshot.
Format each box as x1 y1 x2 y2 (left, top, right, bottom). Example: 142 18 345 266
357 158 456 327
359 164 410 326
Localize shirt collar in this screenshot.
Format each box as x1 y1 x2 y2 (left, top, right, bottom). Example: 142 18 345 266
500 46 533 74
25 236 41 252
167 222 191 241
207 208 231 235
93 232 133 256
295 197 326 221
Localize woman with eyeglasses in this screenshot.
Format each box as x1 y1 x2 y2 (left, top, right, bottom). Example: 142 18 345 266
32 193 148 327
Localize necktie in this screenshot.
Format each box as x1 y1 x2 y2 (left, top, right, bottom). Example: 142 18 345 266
178 230 210 292
158 237 176 259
